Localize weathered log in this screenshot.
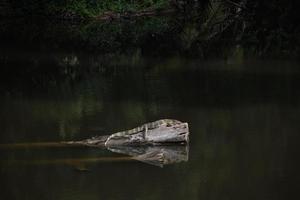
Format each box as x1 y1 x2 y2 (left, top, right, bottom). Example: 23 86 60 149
64 135 109 148
65 119 189 147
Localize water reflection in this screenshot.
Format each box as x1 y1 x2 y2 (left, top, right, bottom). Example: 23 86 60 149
0 54 299 199
108 145 189 167
0 144 189 168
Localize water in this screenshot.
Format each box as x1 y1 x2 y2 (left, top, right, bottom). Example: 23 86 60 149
1 20 300 200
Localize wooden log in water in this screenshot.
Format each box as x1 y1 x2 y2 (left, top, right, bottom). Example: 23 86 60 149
0 120 189 148
0 119 189 167
106 119 189 146
65 119 189 147
63 135 109 147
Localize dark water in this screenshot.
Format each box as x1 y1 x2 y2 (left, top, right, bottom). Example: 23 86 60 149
1 20 300 200
1 56 300 200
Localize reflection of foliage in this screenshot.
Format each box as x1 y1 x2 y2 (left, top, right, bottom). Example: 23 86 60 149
2 99 296 199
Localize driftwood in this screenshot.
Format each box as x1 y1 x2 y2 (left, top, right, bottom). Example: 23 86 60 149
0 119 189 167
64 119 189 147
64 119 190 167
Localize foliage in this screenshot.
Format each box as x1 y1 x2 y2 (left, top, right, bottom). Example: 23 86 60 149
4 0 169 18
176 0 300 57
1 0 299 57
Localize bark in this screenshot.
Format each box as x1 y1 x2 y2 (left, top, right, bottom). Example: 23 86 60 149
64 119 189 147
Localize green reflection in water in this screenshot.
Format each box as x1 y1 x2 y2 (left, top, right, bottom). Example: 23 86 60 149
0 55 300 200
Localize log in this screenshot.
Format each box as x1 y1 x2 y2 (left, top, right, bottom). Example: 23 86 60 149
0 119 189 167
65 119 189 147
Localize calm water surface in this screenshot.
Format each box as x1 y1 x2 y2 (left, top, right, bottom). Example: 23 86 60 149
0 51 300 199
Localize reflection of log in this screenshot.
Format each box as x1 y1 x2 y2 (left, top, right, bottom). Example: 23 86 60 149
108 145 189 167
0 146 189 168
0 142 74 149
1 157 134 166
65 119 189 147
1 145 189 168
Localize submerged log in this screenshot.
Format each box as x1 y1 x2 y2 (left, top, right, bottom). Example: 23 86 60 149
65 119 189 147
